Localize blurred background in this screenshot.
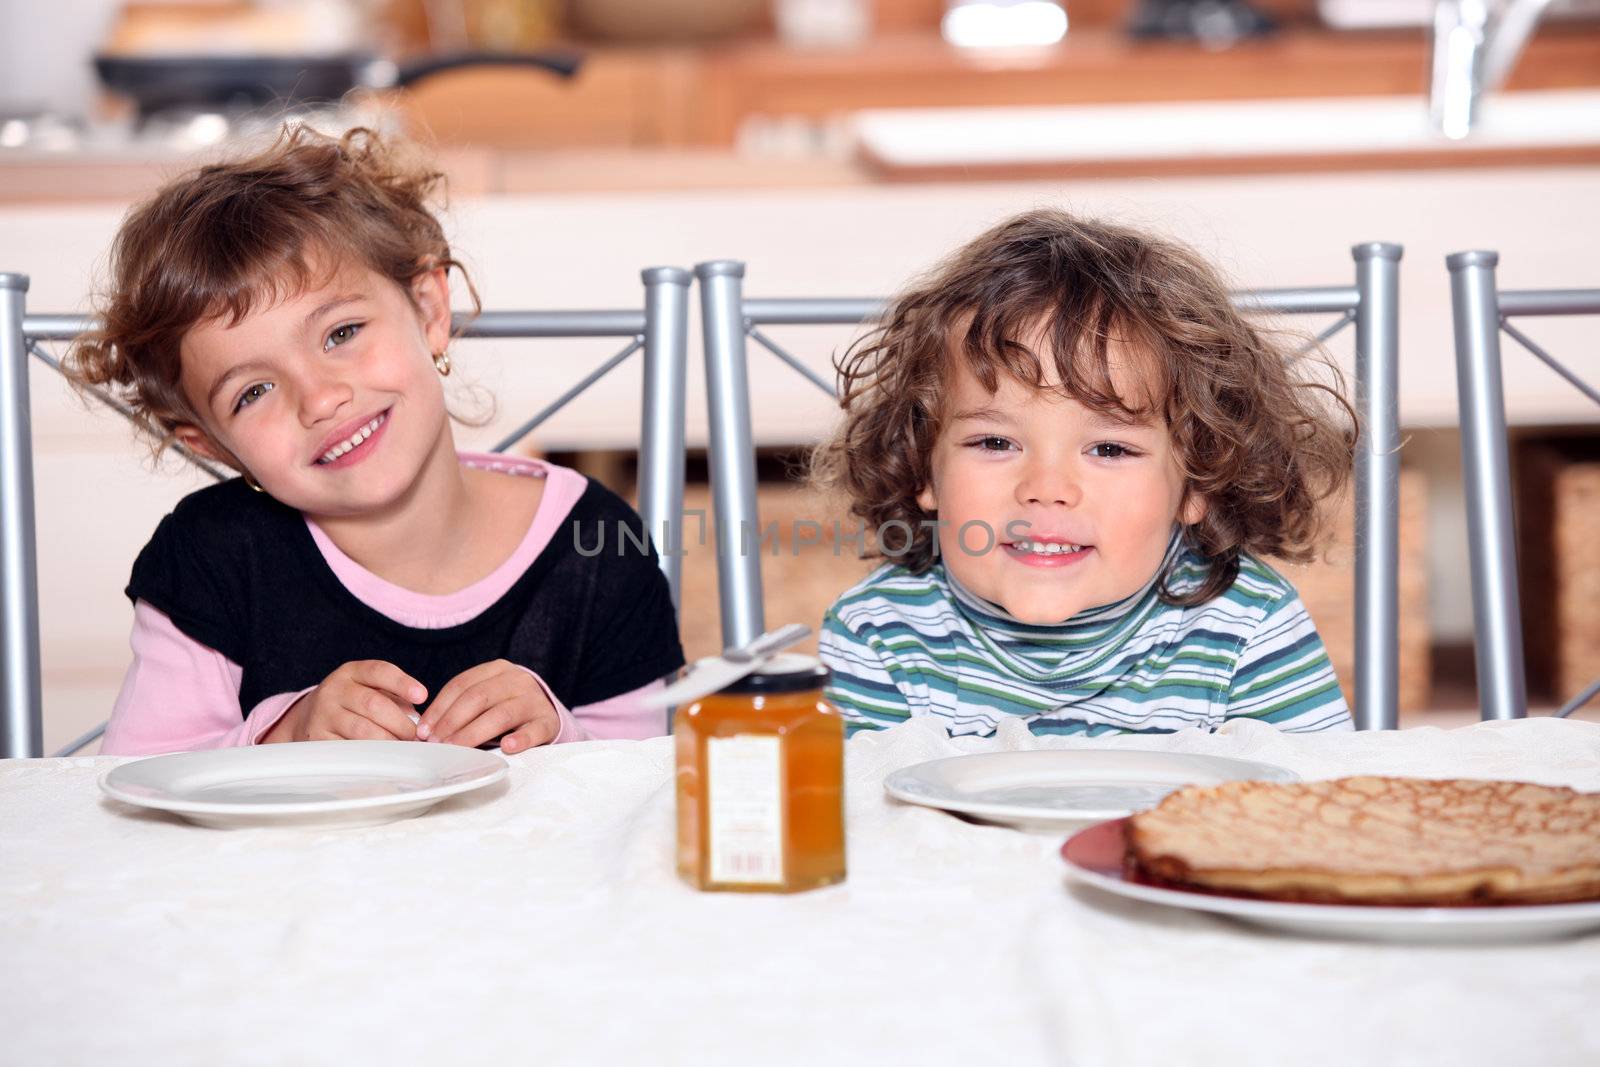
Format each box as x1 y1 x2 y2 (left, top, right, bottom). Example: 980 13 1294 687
2 0 1598 749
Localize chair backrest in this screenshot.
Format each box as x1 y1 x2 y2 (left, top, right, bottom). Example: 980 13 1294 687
694 244 1404 731
1446 251 1600 722
0 268 692 758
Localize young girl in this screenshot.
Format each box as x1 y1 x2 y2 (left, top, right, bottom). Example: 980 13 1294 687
69 126 684 756
814 210 1356 737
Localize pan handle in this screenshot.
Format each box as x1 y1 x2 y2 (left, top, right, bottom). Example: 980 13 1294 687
378 50 584 88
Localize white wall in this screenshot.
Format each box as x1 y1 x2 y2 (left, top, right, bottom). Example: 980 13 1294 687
0 0 122 117
5 163 1599 750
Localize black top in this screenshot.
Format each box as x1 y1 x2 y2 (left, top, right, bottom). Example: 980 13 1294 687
126 475 685 717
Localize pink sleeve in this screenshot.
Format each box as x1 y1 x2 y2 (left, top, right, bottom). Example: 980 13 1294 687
516 669 670 744
563 678 671 742
100 601 310 756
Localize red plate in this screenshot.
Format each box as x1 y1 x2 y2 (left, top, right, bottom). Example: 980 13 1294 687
1059 815 1129 875
1058 817 1600 942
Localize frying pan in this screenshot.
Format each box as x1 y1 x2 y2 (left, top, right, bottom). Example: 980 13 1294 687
94 50 583 121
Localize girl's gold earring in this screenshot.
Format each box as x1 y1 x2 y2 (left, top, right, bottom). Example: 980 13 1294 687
242 472 264 494
433 350 452 377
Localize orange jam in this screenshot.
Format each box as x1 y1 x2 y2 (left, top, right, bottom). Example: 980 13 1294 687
675 654 845 893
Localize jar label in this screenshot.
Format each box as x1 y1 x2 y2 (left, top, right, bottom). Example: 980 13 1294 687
707 734 785 885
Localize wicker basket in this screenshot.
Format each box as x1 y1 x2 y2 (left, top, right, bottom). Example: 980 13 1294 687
674 484 873 664
1516 441 1600 703
1267 467 1431 713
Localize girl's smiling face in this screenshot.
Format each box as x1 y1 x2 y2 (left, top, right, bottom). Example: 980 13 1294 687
917 344 1204 625
172 256 453 518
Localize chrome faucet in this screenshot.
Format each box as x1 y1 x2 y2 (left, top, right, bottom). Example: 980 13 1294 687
1431 0 1555 138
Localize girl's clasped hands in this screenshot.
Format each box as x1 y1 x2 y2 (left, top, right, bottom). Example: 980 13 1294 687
270 658 561 754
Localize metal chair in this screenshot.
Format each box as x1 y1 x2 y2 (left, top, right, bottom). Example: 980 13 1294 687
0 267 692 758
1447 251 1600 722
696 244 1404 731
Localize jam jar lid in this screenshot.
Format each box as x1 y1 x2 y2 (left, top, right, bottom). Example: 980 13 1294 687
718 653 831 695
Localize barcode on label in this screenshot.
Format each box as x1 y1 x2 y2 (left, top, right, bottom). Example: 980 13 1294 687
706 734 785 885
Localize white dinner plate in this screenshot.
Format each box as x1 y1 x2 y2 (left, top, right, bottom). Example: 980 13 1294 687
883 749 1300 831
100 741 509 829
1061 818 1600 943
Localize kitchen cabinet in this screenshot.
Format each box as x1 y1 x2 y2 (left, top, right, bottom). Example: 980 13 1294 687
384 25 1600 149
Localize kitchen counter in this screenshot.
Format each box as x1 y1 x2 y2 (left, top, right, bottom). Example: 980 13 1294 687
7 23 1600 202
853 88 1600 179
684 24 1600 144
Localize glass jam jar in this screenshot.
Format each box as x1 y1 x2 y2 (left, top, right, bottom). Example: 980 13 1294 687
675 653 845 893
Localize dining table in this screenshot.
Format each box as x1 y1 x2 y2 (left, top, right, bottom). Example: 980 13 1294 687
2 715 1597 1066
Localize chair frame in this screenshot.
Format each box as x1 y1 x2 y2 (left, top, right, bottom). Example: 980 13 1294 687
1446 251 1600 722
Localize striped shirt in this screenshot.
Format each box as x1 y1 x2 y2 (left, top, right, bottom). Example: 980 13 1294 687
819 537 1352 738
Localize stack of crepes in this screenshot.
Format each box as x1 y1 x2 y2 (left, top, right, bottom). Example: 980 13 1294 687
1125 776 1600 906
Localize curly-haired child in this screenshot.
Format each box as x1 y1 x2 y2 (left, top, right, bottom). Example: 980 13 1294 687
68 126 683 755
813 210 1356 737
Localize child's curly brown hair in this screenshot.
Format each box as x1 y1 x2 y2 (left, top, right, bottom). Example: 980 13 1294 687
810 209 1357 607
64 124 479 464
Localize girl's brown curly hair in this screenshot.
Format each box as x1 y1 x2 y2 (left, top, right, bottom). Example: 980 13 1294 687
810 209 1357 607
64 124 479 464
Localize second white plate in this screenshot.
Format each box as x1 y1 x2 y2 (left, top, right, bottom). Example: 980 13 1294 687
884 749 1300 831
100 740 509 829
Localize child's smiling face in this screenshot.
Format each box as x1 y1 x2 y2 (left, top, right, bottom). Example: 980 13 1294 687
917 341 1204 625
172 254 453 517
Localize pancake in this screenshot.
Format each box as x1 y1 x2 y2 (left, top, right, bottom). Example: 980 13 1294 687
1125 776 1600 906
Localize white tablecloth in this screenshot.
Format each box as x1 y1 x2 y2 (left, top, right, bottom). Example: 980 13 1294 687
3 718 1597 1067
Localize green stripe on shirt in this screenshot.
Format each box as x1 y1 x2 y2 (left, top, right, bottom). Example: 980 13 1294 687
819 533 1351 738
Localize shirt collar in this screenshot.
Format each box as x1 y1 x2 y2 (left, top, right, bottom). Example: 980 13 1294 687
940 525 1186 649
